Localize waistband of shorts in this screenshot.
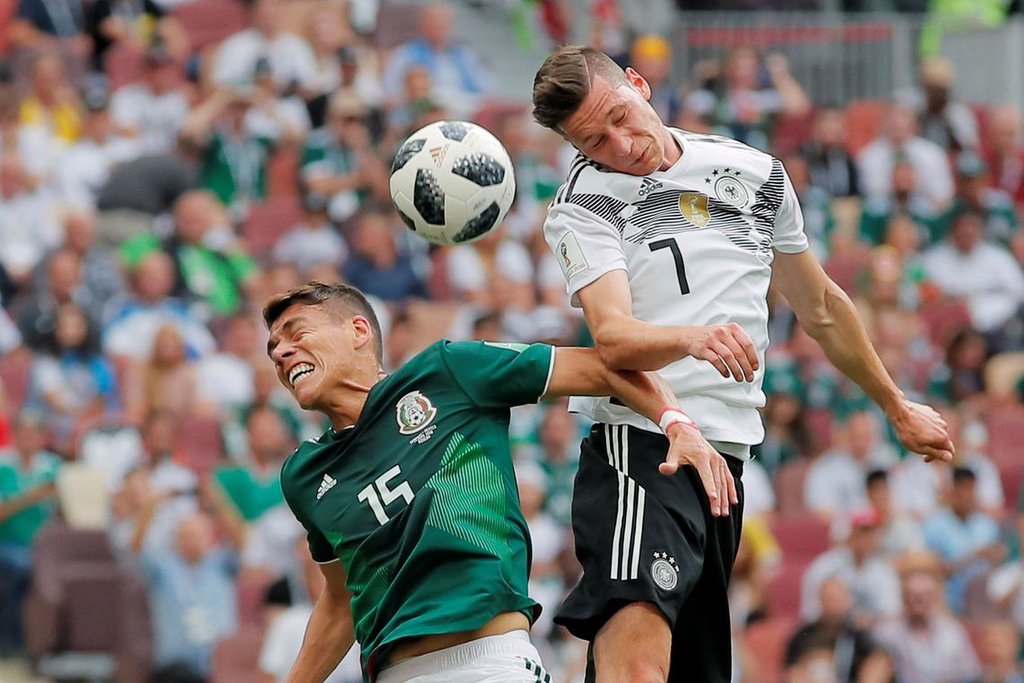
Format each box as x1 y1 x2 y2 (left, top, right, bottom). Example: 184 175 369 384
378 630 533 681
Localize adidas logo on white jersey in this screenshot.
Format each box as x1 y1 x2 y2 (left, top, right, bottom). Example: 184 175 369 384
637 177 663 198
316 474 337 500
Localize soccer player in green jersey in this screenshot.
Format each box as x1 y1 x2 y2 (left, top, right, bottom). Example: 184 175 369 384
263 281 735 683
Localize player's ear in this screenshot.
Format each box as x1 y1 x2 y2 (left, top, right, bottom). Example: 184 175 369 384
623 67 652 101
350 315 374 351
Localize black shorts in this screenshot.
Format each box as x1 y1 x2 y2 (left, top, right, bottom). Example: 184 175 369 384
554 423 745 683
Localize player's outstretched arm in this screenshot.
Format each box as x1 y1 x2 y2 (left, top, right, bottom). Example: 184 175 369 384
285 560 356 683
576 270 758 381
772 249 954 463
544 347 738 516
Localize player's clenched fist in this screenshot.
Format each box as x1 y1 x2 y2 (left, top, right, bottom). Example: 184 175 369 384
680 323 759 383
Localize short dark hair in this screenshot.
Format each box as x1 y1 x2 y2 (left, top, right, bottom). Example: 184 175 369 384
865 468 889 488
263 281 383 360
952 466 976 485
532 45 625 132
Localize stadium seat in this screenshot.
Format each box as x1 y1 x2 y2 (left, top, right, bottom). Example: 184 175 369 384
374 3 424 51
172 0 248 53
104 46 146 90
766 560 807 619
987 405 1024 464
211 625 265 683
236 571 276 626
823 248 870 295
744 616 799 683
774 458 813 517
997 461 1024 511
267 146 300 198
843 99 887 156
244 196 303 255
772 109 816 156
770 517 831 563
176 413 226 475
803 409 834 455
918 298 972 348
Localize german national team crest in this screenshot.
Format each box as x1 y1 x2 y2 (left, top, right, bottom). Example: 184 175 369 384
713 170 749 207
396 391 437 435
678 192 710 228
651 551 679 590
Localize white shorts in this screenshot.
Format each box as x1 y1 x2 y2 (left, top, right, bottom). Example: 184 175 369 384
376 630 551 683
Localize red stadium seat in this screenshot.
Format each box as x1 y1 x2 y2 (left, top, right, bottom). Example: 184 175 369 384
236 571 276 626
844 99 887 156
244 196 303 255
744 616 799 683
267 146 300 198
177 413 225 475
766 560 807 619
823 248 870 295
172 0 248 53
918 298 972 348
211 625 265 683
988 405 1024 464
374 3 424 51
774 458 812 517
770 517 831 563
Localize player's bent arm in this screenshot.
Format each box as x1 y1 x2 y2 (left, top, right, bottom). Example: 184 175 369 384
771 249 953 462
576 270 758 381
284 560 355 683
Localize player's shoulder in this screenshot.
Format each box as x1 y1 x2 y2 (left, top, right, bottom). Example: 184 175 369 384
551 153 643 207
679 130 782 180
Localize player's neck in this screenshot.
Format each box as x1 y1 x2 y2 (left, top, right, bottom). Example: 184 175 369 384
325 366 387 431
658 128 683 171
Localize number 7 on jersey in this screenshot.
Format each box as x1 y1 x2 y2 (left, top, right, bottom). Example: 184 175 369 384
649 238 690 295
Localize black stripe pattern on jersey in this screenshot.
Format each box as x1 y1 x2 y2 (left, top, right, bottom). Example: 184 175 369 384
622 158 786 257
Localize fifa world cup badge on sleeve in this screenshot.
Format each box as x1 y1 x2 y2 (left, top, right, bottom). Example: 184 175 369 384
556 232 588 279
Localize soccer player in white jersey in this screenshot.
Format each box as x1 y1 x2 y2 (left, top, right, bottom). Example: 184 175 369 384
532 46 955 683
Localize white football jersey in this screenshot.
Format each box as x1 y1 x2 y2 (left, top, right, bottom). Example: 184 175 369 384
544 129 809 451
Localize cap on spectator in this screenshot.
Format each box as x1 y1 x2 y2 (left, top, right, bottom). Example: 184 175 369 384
955 151 987 178
631 34 672 61
254 56 273 78
328 92 368 119
144 45 175 65
849 506 882 531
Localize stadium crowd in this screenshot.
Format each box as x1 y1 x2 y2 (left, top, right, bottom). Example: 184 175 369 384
0 1 1023 682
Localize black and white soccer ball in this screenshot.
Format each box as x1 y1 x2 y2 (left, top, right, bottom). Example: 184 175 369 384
390 120 515 246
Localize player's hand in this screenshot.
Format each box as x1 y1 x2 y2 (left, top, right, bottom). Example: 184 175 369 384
887 398 954 463
660 423 738 517
680 324 759 383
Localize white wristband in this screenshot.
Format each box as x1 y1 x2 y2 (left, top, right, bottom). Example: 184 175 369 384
658 408 697 434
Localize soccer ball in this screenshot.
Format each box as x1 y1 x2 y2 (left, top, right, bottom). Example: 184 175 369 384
390 120 516 246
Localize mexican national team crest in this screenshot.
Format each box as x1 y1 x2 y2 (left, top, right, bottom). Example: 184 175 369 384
651 551 680 590
396 391 437 435
678 192 710 228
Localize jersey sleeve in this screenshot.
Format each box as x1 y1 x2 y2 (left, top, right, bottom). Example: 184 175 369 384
543 200 627 307
440 341 555 409
771 163 810 254
280 458 338 565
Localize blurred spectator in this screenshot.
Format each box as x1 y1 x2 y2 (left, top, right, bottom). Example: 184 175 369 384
103 249 217 361
135 511 238 678
0 413 61 654
8 0 88 55
58 88 142 208
912 56 980 153
85 0 188 73
928 327 989 407
194 312 260 414
342 209 428 302
530 399 580 527
865 469 924 557
935 151 1019 247
211 0 317 93
26 302 118 449
801 507 902 624
302 6 383 129
211 406 288 523
272 191 347 275
96 150 197 222
785 153 836 261
785 575 880 683
57 208 126 309
800 106 861 199
257 540 362 682
129 322 198 419
922 466 1003 614
517 462 564 642
447 226 535 328
17 248 100 352
110 46 190 155
857 101 954 211
180 86 298 221
629 34 682 125
753 363 812 476
982 105 1024 208
121 190 258 319
872 564 980 683
381 1 495 120
384 63 438 141
18 52 81 143
301 93 388 224
0 155 62 288
971 620 1024 683
922 208 1024 348
109 411 198 558
682 48 811 150
244 54 311 141
858 158 943 248
0 91 58 189
804 411 897 523
944 410 1005 516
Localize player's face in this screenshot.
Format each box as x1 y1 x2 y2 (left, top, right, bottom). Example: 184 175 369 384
267 303 367 410
560 69 671 176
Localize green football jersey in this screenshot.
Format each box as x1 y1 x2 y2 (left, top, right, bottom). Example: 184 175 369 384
280 340 555 678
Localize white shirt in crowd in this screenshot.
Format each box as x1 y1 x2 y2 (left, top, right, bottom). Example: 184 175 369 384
194 352 255 411
59 134 141 208
272 221 348 275
212 29 318 90
0 189 63 278
110 84 190 154
800 546 902 622
922 240 1024 333
857 135 954 209
259 604 362 683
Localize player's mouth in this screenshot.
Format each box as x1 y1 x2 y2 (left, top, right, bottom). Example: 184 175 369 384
288 363 315 386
